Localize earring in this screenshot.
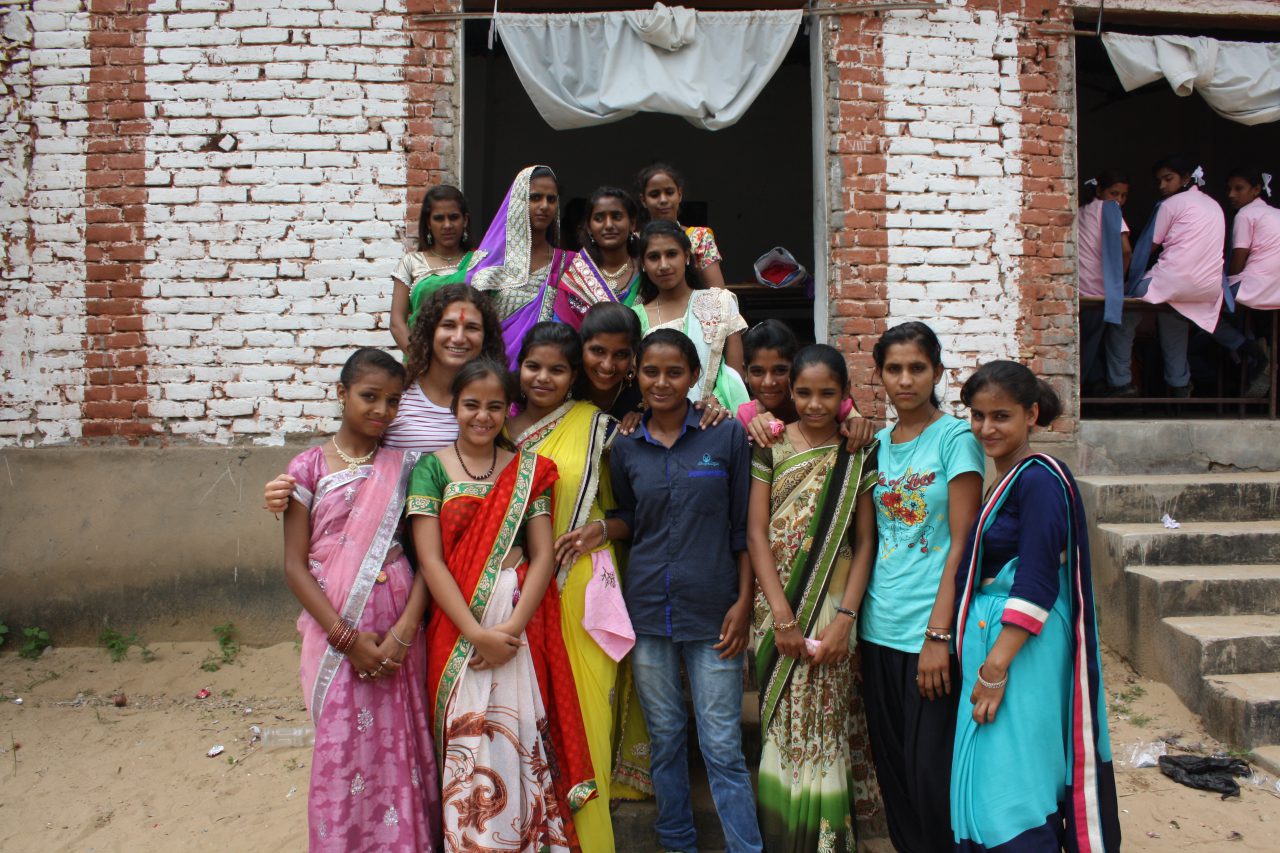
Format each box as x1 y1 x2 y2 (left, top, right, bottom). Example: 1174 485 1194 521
462 228 469 243
425 231 434 247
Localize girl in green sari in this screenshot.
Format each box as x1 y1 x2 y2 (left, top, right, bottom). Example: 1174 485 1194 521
389 185 483 353
747 344 880 853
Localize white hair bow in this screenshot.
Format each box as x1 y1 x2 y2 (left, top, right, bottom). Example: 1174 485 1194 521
1083 178 1098 186
1264 173 1274 198
1191 166 1206 187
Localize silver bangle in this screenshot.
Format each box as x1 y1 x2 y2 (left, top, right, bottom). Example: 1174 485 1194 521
977 664 1008 690
596 518 609 544
389 628 413 648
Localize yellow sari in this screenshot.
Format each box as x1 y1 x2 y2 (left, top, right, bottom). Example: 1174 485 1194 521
512 400 641 847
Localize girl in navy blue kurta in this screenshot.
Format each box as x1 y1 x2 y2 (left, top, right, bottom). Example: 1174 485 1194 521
952 361 1120 853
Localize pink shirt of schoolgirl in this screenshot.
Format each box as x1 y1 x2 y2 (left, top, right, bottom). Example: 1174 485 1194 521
1077 198 1130 298
1229 197 1280 311
1142 185 1225 332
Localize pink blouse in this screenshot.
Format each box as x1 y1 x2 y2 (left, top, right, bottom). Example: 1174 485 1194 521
1077 199 1129 298
1143 185 1225 332
1229 197 1280 311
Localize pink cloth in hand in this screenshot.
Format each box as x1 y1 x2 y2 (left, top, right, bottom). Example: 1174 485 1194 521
582 550 635 662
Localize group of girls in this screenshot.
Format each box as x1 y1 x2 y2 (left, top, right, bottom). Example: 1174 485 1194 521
1077 157 1278 398
271 165 1120 853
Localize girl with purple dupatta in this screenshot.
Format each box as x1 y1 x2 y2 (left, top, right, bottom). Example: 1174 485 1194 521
283 348 442 853
468 165 575 368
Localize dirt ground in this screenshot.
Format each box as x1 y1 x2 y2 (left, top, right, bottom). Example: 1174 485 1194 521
0 640 1276 852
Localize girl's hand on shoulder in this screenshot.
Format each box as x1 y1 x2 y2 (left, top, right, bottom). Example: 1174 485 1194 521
773 623 808 660
469 628 521 671
264 474 295 515
694 397 728 429
617 409 644 436
810 616 854 666
916 640 952 700
970 663 1007 724
840 412 877 452
345 631 386 677
713 601 750 659
745 409 784 447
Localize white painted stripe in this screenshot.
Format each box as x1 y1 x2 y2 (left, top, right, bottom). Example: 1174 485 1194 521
1005 596 1050 624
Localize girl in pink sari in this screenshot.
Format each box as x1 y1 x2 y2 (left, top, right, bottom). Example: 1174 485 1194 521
283 347 441 852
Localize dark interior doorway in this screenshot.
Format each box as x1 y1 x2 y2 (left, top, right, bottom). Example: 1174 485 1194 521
462 20 817 339
1075 23 1280 415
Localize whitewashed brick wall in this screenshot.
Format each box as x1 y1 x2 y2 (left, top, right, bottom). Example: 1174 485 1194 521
881 6 1023 409
0 0 89 444
143 0 413 443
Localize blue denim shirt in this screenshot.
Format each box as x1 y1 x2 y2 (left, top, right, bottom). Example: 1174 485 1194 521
609 404 750 641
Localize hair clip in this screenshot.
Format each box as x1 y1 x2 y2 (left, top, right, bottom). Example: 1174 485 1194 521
1191 165 1206 187
1263 173 1274 198
1083 178 1098 186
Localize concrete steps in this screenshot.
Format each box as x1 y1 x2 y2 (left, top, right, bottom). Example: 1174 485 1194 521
1081 472 1280 754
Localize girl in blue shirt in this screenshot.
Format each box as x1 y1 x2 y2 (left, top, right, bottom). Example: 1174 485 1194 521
859 322 984 852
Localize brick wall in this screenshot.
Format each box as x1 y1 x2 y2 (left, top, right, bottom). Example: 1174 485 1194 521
3 0 1080 445
823 0 1076 437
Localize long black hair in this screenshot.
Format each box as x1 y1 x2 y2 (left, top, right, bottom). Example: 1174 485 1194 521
1227 165 1274 205
873 321 944 408
579 186 640 263
417 185 471 251
516 321 583 378
743 319 799 367
1154 155 1200 195
636 220 705 303
339 347 405 387
791 344 849 391
960 360 1062 427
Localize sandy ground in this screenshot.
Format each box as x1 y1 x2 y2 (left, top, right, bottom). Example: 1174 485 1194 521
0 641 1277 852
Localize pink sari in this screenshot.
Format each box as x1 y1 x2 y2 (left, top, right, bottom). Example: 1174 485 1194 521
289 446 441 852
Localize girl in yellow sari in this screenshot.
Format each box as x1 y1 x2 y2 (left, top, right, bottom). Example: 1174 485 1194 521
506 321 632 851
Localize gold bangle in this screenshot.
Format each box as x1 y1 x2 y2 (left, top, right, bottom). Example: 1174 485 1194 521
775 618 799 633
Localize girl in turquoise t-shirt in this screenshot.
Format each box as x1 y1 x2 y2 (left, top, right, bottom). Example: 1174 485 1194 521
859 321 984 852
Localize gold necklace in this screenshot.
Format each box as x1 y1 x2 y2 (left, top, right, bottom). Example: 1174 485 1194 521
601 259 632 280
655 296 687 325
332 437 376 472
428 249 464 266
794 424 839 451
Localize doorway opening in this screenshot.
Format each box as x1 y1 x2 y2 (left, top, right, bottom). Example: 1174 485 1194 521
461 19 818 341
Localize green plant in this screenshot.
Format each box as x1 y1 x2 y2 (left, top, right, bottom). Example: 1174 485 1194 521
18 627 50 660
1130 714 1153 728
99 628 137 663
24 671 59 691
200 622 240 672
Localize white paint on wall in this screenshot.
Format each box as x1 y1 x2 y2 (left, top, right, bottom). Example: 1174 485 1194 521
0 0 89 446
142 0 411 444
880 5 1024 408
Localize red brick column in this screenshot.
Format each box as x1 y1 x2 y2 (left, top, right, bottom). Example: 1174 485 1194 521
1015 1 1078 437
826 11 890 420
84 0 154 440
404 0 463 240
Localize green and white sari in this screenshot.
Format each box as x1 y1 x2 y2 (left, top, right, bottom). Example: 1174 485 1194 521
750 437 881 853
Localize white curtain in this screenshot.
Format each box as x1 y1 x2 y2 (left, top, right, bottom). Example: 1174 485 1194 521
1102 32 1280 126
494 3 803 131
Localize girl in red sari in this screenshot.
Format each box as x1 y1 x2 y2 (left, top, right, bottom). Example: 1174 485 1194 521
408 357 597 852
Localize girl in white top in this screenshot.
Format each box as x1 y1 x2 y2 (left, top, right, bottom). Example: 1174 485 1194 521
263 284 507 512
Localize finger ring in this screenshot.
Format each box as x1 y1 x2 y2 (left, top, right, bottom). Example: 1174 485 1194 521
381 658 390 666
358 672 369 679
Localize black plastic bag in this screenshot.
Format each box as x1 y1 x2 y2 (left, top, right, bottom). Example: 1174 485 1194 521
1158 754 1251 799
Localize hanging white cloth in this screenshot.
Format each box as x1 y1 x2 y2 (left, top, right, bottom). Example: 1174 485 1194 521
1101 32 1280 126
494 4 802 131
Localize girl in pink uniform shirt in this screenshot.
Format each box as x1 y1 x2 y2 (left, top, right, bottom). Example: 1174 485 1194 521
1226 166 1278 396
1077 170 1136 395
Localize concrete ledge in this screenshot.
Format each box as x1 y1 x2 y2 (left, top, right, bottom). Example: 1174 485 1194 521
0 445 305 644
1072 420 1280 475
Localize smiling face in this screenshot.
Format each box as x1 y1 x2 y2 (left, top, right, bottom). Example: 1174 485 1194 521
528 175 559 237
588 197 635 253
519 343 575 411
1227 176 1261 210
337 368 403 441
642 172 682 222
968 385 1036 464
637 343 698 415
582 332 634 395
432 300 486 371
877 340 941 416
1156 167 1186 198
746 347 792 414
641 234 689 294
1097 182 1129 206
427 199 467 253
453 372 509 449
791 363 844 433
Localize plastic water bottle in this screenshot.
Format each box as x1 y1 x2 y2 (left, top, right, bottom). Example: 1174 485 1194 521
260 725 315 750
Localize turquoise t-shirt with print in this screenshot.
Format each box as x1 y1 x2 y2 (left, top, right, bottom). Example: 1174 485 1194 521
860 413 985 653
